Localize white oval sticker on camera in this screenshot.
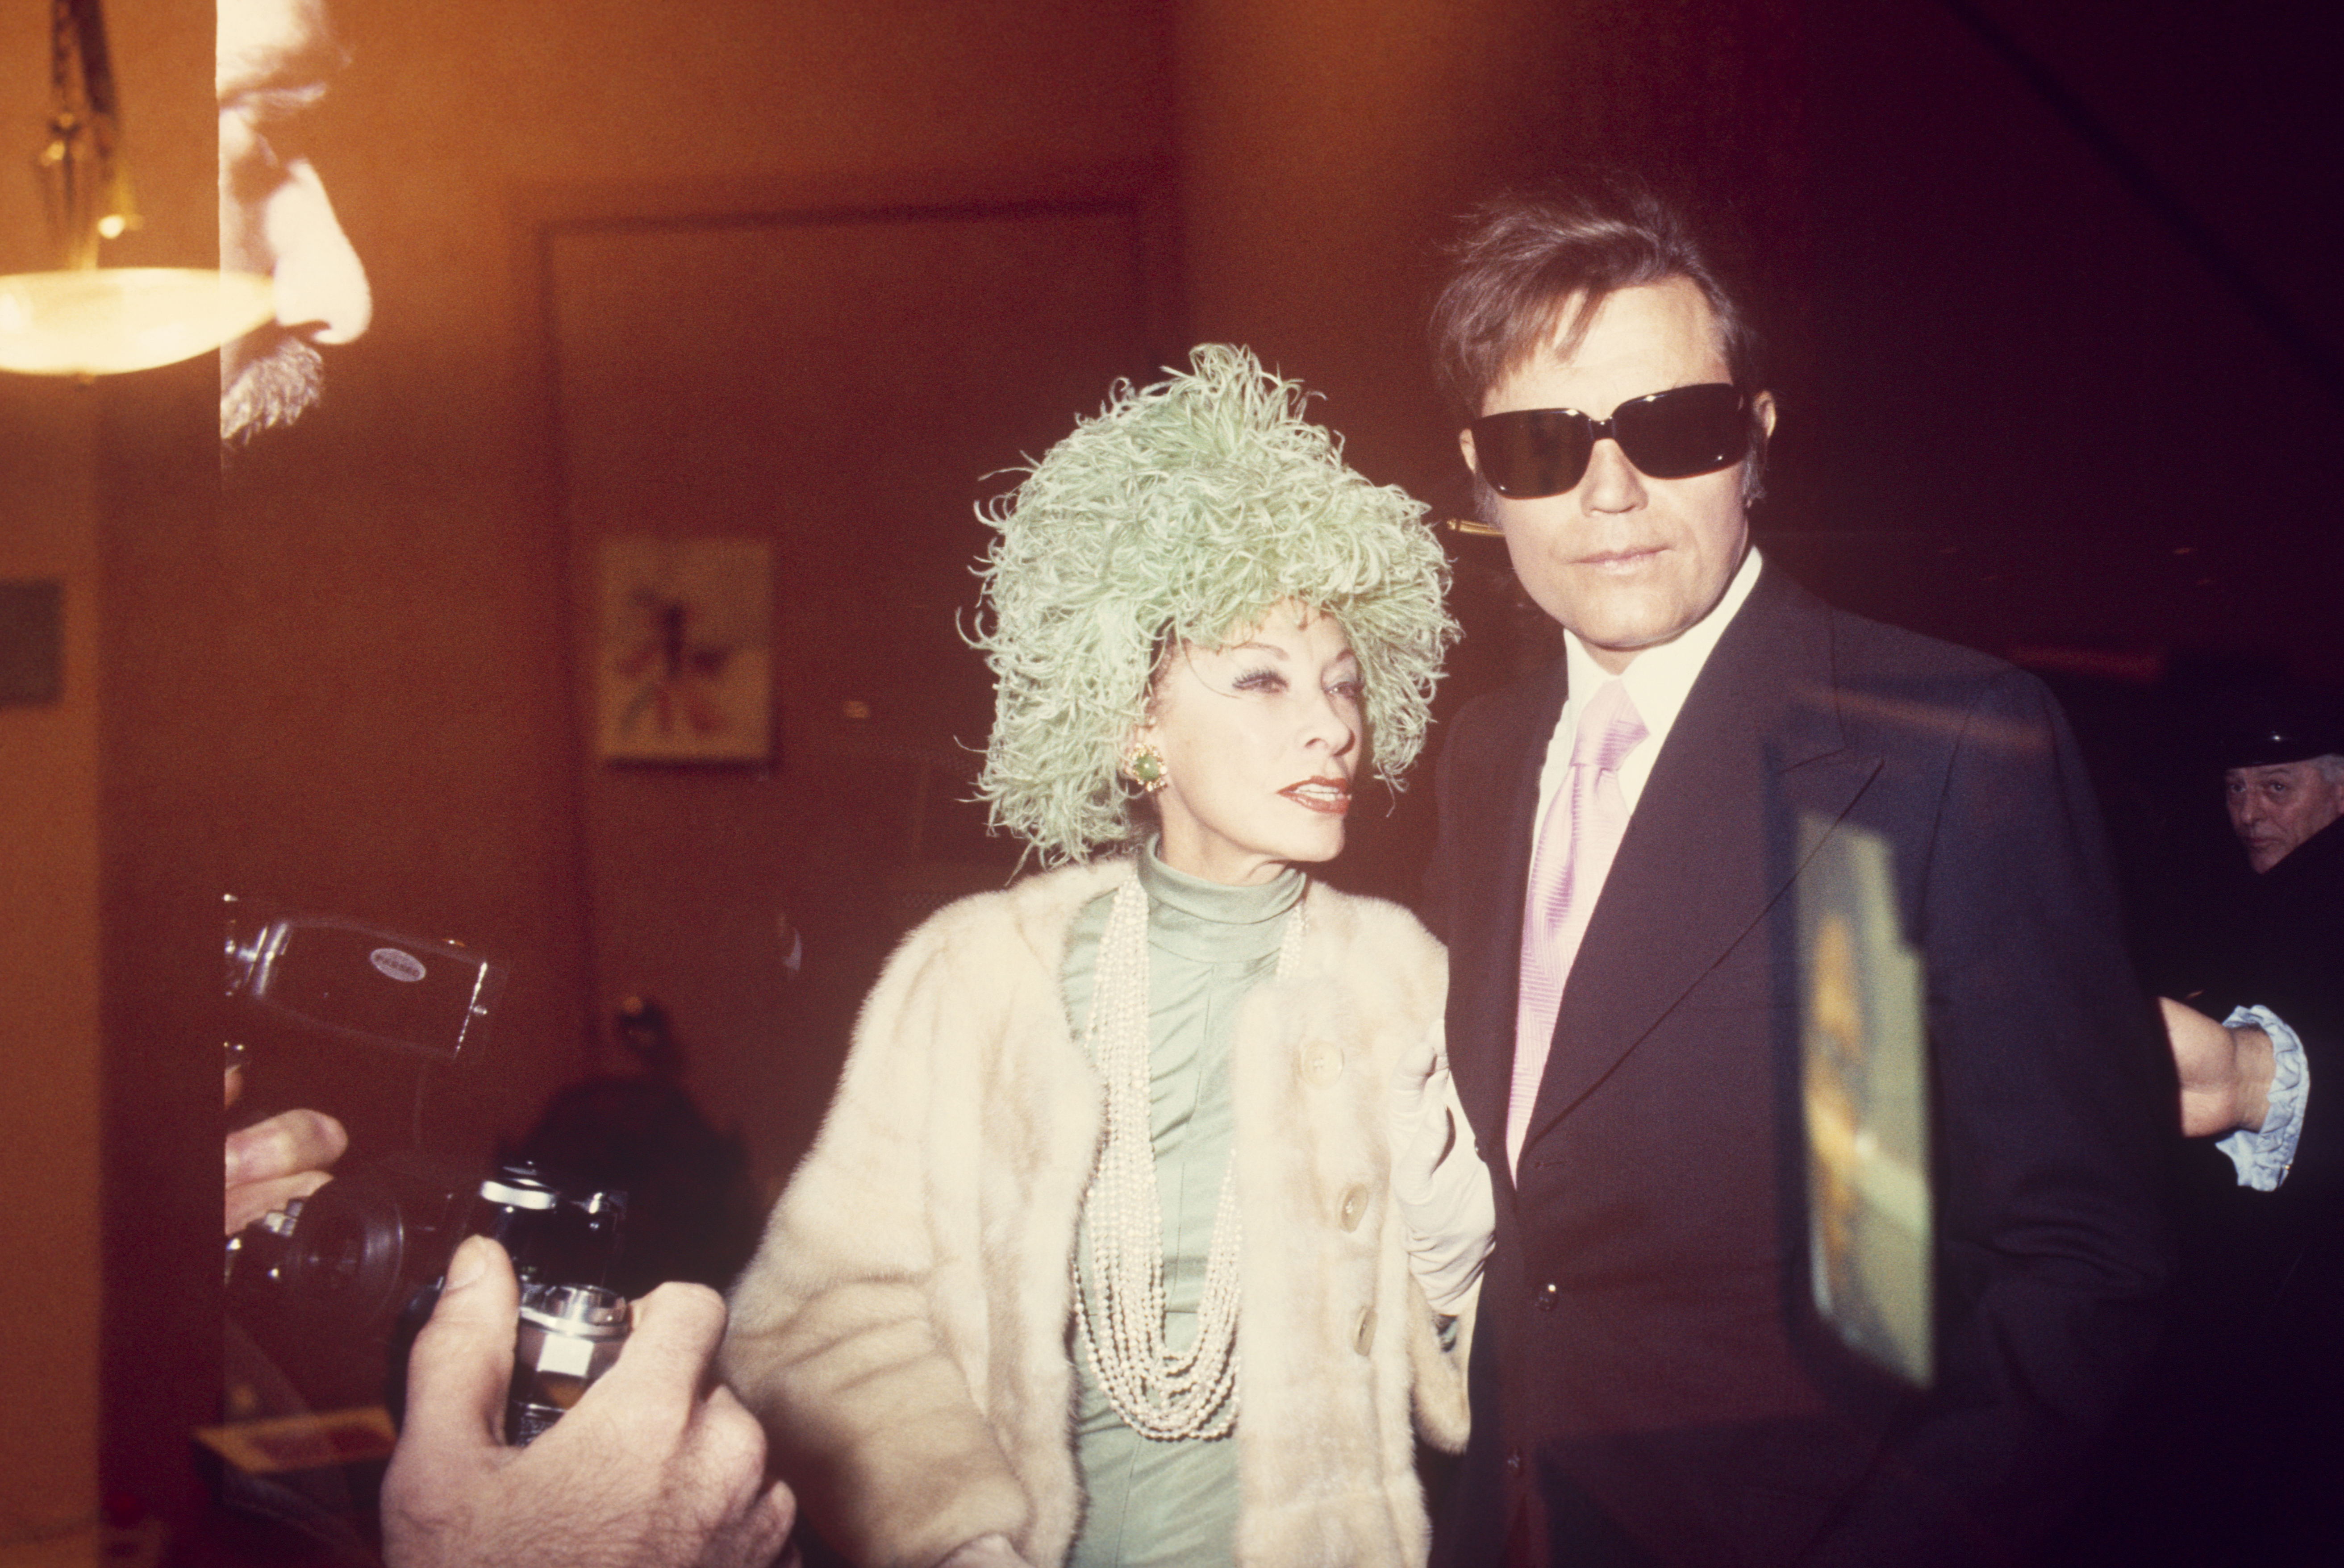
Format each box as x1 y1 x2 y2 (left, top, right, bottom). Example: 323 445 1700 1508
370 947 427 983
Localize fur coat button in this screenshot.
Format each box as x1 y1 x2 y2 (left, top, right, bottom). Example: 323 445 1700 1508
1352 1305 1378 1354
1300 1040 1344 1086
1338 1183 1369 1231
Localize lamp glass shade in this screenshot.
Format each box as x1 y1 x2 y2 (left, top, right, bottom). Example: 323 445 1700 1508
0 268 274 376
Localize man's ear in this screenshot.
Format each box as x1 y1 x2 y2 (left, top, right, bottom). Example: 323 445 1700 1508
1458 425 1480 477
1753 389 1779 444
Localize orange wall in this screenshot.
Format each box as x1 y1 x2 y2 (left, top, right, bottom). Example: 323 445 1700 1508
1 0 214 1538
0 371 104 1548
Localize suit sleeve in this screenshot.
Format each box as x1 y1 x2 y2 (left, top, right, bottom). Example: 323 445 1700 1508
720 927 1035 1568
1804 668 2174 1565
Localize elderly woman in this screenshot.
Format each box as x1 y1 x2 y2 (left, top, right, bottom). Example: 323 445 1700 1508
721 346 1488 1568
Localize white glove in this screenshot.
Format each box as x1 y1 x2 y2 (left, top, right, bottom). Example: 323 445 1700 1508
1388 1023 1494 1314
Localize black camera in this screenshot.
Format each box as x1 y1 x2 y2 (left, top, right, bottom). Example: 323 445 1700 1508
223 897 505 1067
227 1154 628 1432
223 899 628 1440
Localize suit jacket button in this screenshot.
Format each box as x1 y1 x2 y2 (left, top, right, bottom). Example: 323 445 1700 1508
1301 1040 1344 1087
1505 1449 1523 1476
1338 1183 1369 1231
1535 1281 1559 1311
1353 1305 1377 1354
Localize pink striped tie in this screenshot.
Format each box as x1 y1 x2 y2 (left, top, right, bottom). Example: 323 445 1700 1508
1507 678 1647 1174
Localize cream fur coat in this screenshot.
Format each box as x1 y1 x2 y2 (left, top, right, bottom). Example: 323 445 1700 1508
722 858 1473 1568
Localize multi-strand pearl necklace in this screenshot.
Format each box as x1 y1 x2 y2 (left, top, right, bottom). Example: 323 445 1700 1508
1075 867 1307 1441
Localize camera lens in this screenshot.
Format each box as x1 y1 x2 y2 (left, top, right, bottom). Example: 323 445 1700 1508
505 1282 629 1446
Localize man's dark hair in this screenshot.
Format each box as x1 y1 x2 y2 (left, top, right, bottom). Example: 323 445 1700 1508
1430 174 1764 424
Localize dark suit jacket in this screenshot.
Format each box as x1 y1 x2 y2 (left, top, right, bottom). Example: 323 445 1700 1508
1425 566 2171 1567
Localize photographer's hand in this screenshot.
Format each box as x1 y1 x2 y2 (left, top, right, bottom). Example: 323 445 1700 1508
384 1236 796 1568
225 1067 349 1237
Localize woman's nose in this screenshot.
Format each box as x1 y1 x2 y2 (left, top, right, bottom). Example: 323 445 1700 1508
1303 689 1359 755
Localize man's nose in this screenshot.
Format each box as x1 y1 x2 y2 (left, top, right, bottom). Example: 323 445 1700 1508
1578 437 1646 512
265 159 371 345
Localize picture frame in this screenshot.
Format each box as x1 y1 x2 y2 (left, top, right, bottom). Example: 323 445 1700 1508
595 536 773 764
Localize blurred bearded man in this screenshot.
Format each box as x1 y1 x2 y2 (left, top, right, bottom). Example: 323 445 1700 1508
217 0 371 447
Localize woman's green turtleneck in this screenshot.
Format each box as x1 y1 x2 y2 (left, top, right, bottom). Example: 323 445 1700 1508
1060 841 1305 1568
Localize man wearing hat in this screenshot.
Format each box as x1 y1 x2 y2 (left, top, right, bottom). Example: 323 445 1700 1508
2145 686 2344 1558
2161 689 2344 1172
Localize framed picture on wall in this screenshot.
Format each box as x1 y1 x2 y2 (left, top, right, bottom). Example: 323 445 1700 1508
596 536 773 763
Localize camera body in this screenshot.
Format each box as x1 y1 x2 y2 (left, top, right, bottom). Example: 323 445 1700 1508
223 898 626 1440
225 897 505 1066
227 1154 629 1433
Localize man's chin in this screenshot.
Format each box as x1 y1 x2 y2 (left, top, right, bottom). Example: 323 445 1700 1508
221 336 326 447
1556 603 1702 666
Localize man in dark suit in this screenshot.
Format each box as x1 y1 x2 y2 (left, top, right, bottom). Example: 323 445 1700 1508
1420 181 2172 1566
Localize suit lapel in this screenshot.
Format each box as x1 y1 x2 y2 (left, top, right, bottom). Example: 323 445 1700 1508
1522 569 1881 1148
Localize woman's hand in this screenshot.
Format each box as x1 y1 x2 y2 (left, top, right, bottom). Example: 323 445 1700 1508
1389 1025 1494 1313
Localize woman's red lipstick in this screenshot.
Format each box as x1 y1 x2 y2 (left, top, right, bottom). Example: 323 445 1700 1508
1279 777 1351 815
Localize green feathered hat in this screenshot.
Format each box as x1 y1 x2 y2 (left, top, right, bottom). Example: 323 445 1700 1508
972 344 1457 864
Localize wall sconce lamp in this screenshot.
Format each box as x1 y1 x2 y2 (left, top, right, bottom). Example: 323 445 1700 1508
0 0 272 377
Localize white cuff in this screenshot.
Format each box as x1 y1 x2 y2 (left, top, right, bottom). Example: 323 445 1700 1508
2214 1005 2307 1192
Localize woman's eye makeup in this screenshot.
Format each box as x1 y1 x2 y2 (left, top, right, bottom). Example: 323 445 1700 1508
1216 662 1363 699
1194 646 1361 703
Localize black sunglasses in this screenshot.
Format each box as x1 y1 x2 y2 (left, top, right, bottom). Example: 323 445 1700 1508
1467 382 1752 499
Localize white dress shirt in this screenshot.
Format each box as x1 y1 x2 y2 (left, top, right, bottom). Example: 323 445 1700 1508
1530 545 1765 859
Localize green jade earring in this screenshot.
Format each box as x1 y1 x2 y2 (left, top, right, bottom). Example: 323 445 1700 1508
1122 745 1168 794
